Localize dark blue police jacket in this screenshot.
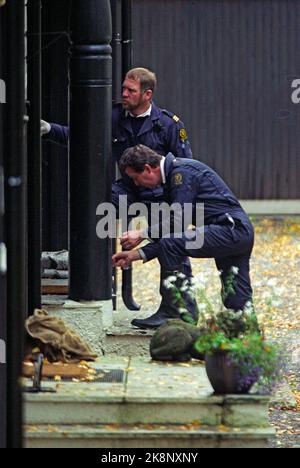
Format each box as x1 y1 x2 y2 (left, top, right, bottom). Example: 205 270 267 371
145 153 251 240
46 103 193 164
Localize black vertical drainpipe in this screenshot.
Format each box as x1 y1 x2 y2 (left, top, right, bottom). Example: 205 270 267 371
0 170 6 447
110 0 122 311
69 0 112 301
111 0 122 105
121 0 141 311
27 0 42 316
122 0 133 79
0 0 7 449
4 0 26 449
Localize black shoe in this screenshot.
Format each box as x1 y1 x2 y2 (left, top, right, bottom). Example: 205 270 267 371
131 308 180 329
131 268 200 330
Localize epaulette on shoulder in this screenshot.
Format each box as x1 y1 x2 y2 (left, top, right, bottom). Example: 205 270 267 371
162 109 180 123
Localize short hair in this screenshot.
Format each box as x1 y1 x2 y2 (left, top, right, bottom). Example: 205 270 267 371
119 145 162 173
126 68 157 94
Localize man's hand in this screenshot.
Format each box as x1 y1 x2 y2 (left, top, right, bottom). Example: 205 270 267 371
120 230 144 250
112 250 141 268
40 119 51 135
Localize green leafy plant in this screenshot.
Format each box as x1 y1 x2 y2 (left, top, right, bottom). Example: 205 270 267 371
165 267 286 394
194 329 286 394
193 290 286 394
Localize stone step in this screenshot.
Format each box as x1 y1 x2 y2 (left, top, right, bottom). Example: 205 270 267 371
25 393 221 426
42 296 156 357
24 358 271 428
24 357 274 448
25 423 275 449
24 391 271 428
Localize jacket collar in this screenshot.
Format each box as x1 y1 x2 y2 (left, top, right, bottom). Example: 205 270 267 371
163 152 177 183
127 104 152 118
160 157 166 184
119 103 161 136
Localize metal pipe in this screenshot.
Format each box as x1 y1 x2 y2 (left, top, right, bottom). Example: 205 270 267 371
111 0 122 311
122 267 141 311
0 2 7 447
27 0 42 315
111 0 122 104
121 0 140 311
69 0 112 301
4 0 26 449
121 0 133 79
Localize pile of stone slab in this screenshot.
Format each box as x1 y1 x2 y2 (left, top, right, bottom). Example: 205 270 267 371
41 251 69 279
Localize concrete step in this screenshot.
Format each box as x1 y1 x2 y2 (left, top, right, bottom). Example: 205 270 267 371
42 295 157 357
25 423 275 449
24 391 271 428
25 393 221 426
24 357 274 448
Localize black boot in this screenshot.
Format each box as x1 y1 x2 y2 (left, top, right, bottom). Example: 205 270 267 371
131 269 199 330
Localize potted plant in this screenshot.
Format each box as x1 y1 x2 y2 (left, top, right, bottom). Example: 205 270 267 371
193 296 286 395
163 270 286 395
194 321 285 394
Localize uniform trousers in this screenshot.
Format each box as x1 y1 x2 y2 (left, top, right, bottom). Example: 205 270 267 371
142 219 255 311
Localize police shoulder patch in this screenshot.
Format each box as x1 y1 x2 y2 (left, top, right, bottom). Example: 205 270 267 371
173 172 183 186
179 128 188 142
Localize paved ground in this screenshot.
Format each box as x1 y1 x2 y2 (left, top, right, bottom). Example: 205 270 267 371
121 217 300 449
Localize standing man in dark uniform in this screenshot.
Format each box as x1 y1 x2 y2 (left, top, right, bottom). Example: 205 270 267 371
41 68 198 325
41 68 192 161
113 145 255 329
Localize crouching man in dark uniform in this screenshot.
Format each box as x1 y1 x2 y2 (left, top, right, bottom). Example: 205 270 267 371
112 145 255 329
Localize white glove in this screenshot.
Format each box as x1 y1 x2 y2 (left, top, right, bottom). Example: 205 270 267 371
40 119 51 135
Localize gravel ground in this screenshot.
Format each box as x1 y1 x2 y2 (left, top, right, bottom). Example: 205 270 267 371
126 216 300 448
268 327 300 448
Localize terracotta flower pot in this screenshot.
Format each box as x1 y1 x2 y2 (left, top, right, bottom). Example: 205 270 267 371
205 350 256 395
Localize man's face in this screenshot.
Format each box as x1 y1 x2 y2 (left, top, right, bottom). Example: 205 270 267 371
122 78 151 113
125 165 161 188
